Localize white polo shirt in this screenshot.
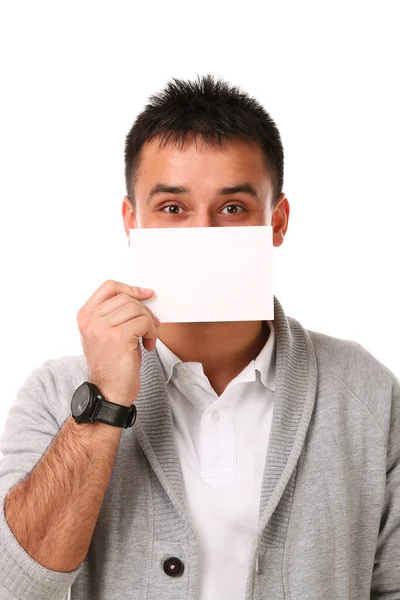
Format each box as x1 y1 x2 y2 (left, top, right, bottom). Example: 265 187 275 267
155 320 276 600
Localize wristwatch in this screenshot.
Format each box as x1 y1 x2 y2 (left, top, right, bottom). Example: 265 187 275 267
70 382 137 429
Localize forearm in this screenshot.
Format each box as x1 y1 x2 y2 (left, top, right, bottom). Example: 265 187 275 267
4 416 122 573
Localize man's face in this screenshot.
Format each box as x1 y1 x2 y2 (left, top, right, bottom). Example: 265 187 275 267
122 134 288 244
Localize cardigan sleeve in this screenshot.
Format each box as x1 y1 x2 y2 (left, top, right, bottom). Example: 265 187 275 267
0 360 84 600
370 372 400 598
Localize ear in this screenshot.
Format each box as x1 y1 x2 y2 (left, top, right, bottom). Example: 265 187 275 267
122 196 137 244
271 194 290 248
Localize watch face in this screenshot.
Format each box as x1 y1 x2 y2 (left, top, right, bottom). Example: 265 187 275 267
71 383 91 417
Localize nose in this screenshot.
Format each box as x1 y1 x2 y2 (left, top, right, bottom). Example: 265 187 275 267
187 213 218 228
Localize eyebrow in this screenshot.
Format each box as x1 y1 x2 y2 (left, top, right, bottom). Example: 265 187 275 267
146 182 261 203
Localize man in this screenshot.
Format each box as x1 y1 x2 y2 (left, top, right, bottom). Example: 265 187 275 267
0 74 399 600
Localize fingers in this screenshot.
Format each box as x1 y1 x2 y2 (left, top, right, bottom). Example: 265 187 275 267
78 280 161 328
82 280 154 311
102 302 153 329
116 313 159 351
94 293 161 326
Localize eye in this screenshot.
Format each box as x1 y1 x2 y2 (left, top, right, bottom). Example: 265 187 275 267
159 203 247 215
220 204 246 214
160 205 184 214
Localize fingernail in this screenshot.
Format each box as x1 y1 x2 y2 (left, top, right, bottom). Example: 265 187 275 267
140 287 153 294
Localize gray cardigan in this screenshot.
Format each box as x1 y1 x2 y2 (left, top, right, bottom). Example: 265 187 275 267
0 295 399 600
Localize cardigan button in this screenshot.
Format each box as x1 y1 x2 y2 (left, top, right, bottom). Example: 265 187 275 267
163 557 184 577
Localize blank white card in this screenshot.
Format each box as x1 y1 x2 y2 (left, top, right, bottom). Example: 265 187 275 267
127 226 274 323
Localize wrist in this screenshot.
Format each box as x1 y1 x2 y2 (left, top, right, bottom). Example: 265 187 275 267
66 416 123 441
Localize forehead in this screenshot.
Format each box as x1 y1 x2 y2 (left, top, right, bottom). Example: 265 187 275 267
135 134 272 188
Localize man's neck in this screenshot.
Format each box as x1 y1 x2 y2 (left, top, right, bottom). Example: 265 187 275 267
156 320 270 396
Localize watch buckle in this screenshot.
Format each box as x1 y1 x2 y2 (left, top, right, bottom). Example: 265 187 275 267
89 395 102 422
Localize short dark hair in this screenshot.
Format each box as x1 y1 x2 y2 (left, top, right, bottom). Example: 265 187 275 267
124 74 284 210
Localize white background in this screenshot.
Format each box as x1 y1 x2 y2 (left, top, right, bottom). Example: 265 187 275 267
0 1 399 437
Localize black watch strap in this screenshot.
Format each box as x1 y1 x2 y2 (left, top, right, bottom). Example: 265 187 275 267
94 397 137 429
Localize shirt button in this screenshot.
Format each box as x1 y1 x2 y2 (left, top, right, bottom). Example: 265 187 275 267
211 410 220 421
163 557 185 577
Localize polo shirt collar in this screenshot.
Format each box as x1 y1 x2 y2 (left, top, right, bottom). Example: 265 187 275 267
155 320 276 392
